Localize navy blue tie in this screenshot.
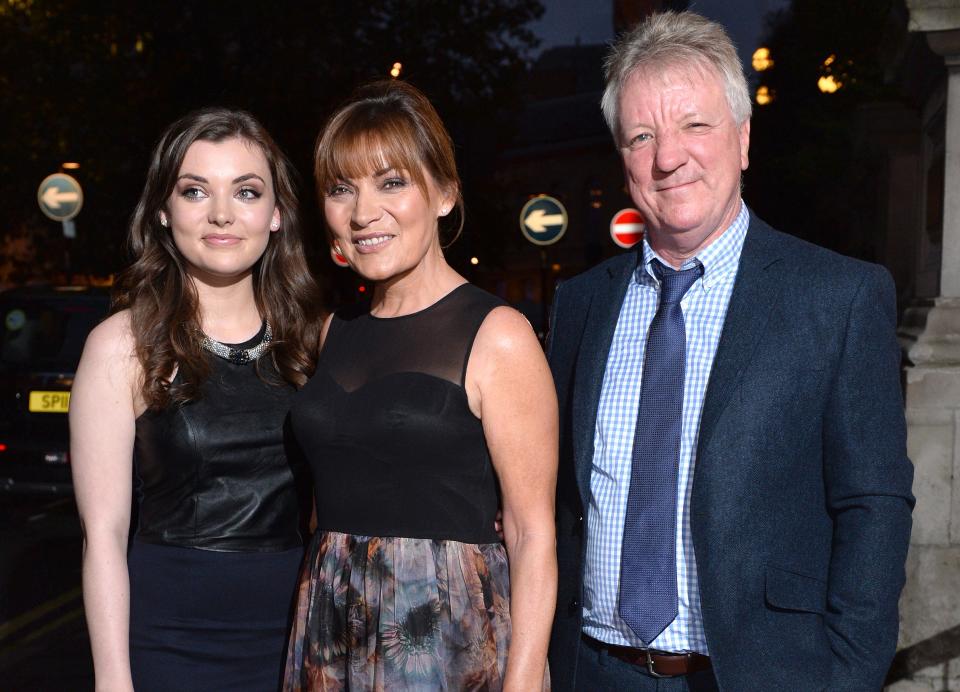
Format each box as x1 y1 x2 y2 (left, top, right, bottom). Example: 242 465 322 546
618 259 702 644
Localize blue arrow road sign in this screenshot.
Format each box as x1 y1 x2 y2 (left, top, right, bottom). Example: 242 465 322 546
38 173 83 222
520 195 567 246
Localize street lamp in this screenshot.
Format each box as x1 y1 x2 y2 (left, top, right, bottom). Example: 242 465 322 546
817 75 842 93
390 62 402 79
817 54 844 94
755 85 774 105
62 162 80 170
752 47 774 72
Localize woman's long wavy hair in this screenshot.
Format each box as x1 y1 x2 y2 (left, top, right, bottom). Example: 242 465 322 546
113 107 322 410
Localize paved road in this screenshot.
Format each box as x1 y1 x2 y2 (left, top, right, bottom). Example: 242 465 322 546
0 494 93 691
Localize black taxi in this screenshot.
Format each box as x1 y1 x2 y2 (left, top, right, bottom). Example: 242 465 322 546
0 286 110 494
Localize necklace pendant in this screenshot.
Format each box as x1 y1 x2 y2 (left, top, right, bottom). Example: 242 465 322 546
200 321 273 364
228 349 252 365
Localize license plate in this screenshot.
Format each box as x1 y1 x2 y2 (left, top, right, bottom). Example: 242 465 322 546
28 391 71 413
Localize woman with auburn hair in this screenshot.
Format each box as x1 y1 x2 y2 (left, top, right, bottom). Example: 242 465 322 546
71 107 321 691
283 80 557 691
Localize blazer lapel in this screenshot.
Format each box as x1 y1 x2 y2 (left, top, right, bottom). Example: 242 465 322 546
572 253 636 506
696 215 787 456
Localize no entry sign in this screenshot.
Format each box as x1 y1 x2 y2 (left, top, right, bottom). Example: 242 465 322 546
610 208 645 249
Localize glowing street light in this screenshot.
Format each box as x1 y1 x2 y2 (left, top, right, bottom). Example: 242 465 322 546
818 54 845 94
470 257 479 266
752 47 774 72
818 75 842 93
755 86 774 105
390 62 402 79
62 162 81 170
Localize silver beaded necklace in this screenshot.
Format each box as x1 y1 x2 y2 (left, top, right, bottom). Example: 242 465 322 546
200 322 273 365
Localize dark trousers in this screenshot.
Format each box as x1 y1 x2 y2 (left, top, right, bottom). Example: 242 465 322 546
574 636 720 692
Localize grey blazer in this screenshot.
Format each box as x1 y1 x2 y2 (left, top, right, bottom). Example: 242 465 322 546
546 213 914 691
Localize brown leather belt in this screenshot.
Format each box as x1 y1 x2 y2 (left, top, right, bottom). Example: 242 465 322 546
584 635 711 678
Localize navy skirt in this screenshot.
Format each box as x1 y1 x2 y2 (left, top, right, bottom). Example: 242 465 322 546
129 540 303 692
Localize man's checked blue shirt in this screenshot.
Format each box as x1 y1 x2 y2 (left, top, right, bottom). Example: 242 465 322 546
582 201 749 654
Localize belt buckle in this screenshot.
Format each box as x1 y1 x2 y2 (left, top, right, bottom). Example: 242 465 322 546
641 649 669 678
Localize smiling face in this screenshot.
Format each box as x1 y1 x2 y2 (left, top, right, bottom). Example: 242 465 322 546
165 137 280 287
323 161 454 284
618 61 750 260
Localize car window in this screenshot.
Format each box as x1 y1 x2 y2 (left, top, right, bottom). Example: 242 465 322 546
0 297 108 373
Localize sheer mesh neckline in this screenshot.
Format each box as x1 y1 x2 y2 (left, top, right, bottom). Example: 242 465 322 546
320 282 500 392
367 283 470 321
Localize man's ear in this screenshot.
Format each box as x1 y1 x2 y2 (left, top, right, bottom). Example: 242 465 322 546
739 118 751 171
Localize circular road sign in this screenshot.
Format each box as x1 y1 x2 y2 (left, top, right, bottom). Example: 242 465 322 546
610 207 645 249
520 195 567 246
38 173 83 222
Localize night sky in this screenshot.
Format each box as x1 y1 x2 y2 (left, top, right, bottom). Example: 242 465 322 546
532 0 791 75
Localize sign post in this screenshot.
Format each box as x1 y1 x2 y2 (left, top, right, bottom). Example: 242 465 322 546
520 196 568 333
38 173 84 280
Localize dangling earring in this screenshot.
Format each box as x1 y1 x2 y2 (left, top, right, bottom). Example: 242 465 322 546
159 213 168 227
330 246 349 268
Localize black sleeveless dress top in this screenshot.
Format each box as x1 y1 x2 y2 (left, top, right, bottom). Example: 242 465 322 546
290 283 505 543
133 324 306 551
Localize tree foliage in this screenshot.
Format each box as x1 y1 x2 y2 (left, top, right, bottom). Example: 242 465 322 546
0 0 542 286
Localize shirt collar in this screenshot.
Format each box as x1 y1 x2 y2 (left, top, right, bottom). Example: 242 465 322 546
636 200 749 291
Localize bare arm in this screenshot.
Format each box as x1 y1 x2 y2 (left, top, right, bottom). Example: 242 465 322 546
70 312 140 692
468 306 558 691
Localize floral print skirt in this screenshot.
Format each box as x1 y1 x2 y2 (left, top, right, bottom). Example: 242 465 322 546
283 531 514 691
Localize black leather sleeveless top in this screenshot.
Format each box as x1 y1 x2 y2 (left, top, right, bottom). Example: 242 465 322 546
291 283 505 544
133 324 308 552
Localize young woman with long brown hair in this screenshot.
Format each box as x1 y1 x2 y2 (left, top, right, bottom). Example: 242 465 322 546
71 108 321 691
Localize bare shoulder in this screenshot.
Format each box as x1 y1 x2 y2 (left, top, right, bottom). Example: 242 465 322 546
473 305 541 358
467 305 550 408
77 310 139 384
84 310 135 357
466 304 557 425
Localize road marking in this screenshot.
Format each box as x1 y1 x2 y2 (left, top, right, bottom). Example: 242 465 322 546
0 605 84 673
0 586 81 644
19 605 84 644
26 498 70 522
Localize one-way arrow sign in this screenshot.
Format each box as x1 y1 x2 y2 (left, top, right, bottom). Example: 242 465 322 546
38 173 83 221
520 195 567 246
41 186 80 209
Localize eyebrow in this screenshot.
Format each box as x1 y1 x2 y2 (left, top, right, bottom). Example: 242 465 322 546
176 173 267 184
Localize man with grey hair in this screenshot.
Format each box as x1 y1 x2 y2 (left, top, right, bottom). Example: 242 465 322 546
547 10 914 690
